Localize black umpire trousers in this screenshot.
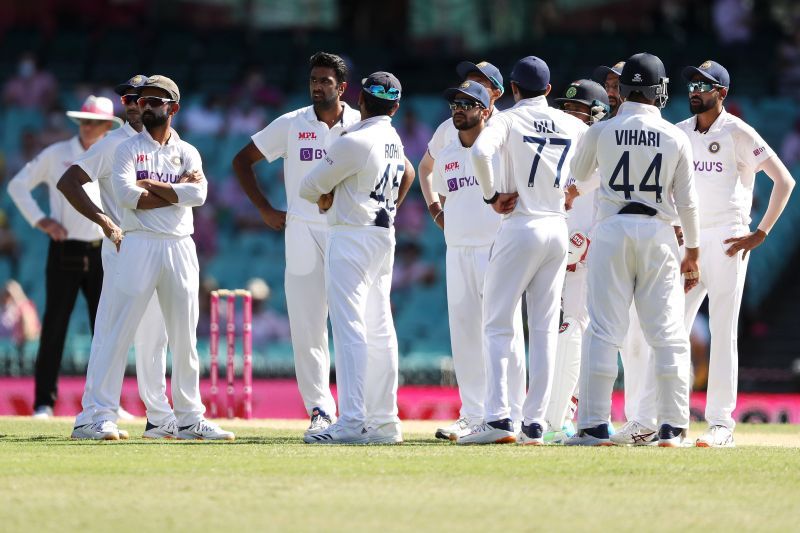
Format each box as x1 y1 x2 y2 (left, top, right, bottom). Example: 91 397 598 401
33 239 103 409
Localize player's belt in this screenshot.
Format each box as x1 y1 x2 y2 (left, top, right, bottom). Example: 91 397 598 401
618 202 657 216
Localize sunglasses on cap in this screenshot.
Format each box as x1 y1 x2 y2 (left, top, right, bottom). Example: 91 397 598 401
687 81 722 93
363 85 400 101
121 94 139 105
449 100 484 111
137 96 175 108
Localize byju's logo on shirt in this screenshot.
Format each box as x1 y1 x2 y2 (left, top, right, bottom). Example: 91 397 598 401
300 148 326 161
136 170 182 183
447 178 458 192
136 170 148 180
447 176 478 192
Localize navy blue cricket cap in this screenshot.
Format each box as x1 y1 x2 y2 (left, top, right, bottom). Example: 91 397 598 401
443 80 491 109
362 71 402 101
509 56 550 92
114 74 148 96
682 60 730 88
591 61 625 84
456 61 504 93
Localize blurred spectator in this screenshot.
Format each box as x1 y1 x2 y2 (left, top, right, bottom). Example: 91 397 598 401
392 241 436 291
2 52 58 110
780 118 800 166
232 68 284 108
0 280 41 347
247 278 291 345
38 108 74 147
394 196 427 239
228 99 269 135
777 28 800 100
196 277 219 339
217 175 272 231
0 210 20 278
182 95 226 136
397 109 433 165
193 205 218 268
713 0 752 45
3 129 41 180
690 311 711 390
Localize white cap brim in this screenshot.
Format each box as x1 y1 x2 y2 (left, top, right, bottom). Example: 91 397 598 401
66 111 123 128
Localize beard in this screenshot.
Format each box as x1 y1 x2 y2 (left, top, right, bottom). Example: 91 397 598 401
689 96 716 114
141 111 168 128
312 92 338 111
453 112 481 130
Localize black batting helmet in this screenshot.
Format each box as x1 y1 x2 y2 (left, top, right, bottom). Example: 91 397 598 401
619 52 669 109
555 79 611 124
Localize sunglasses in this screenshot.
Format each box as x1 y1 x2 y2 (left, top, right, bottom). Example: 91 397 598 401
363 85 400 101
79 119 108 126
449 100 483 111
121 94 139 105
687 81 721 93
137 96 175 108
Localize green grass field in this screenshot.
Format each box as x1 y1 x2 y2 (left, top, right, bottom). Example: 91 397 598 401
1 418 798 532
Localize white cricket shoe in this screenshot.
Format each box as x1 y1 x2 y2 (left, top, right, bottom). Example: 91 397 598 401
143 419 179 439
517 422 545 446
116 406 135 420
117 427 130 440
565 424 614 446
695 425 735 448
303 422 369 444
366 422 403 444
456 419 516 445
304 407 335 436
657 424 688 447
177 419 235 441
71 420 120 441
434 418 470 440
32 406 53 419
610 420 658 446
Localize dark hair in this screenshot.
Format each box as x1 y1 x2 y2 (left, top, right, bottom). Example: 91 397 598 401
514 84 547 100
309 52 348 84
625 91 651 104
362 92 398 117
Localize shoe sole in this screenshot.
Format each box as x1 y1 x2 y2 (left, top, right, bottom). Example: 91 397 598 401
518 440 544 446
142 435 177 440
435 430 452 440
70 434 120 441
457 436 516 445
695 441 735 448
177 436 235 441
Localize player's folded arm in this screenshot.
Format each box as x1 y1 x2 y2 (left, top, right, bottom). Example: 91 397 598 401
299 135 365 203
470 116 509 200
112 143 145 210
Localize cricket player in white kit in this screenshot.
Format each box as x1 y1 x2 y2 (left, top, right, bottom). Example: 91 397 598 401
421 62 526 440
430 81 526 440
300 72 414 445
544 79 610 443
98 75 233 440
567 53 701 447
459 56 588 445
677 60 795 447
233 53 361 435
59 75 178 440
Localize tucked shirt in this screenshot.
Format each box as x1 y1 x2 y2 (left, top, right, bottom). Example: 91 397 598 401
7 136 104 242
570 100 700 248
74 122 138 226
472 96 588 218
299 115 406 228
112 129 206 236
251 103 361 223
676 108 775 229
432 138 501 247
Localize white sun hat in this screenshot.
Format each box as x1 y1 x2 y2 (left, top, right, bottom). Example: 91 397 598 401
66 95 123 128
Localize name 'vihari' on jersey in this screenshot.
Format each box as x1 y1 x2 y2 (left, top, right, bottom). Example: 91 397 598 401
615 129 661 146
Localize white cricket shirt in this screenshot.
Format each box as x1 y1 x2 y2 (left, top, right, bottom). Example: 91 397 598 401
299 115 405 228
570 101 700 248
7 136 104 242
676 108 775 229
472 96 588 218
74 122 138 226
112 128 206 237
432 138 501 247
251 103 361 224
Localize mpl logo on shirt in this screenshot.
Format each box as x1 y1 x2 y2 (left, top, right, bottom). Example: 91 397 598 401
444 161 460 171
298 132 317 140
300 148 327 161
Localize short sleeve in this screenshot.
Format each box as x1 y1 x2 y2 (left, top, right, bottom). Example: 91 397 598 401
427 119 452 161
251 112 293 163
733 122 776 173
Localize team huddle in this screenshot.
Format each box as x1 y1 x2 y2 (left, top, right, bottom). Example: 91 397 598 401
9 50 793 446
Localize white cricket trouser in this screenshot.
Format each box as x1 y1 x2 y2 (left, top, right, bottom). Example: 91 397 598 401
483 215 567 426
578 215 690 430
684 224 749 430
285 216 337 417
446 245 526 425
545 265 587 430
326 226 399 429
620 305 658 429
75 239 172 427
91 232 205 426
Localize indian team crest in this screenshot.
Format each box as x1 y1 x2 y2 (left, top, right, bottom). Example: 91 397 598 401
476 61 489 67
566 86 578 98
700 60 713 70
709 141 720 153
613 61 625 69
460 81 470 89
171 155 182 166
130 75 145 86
